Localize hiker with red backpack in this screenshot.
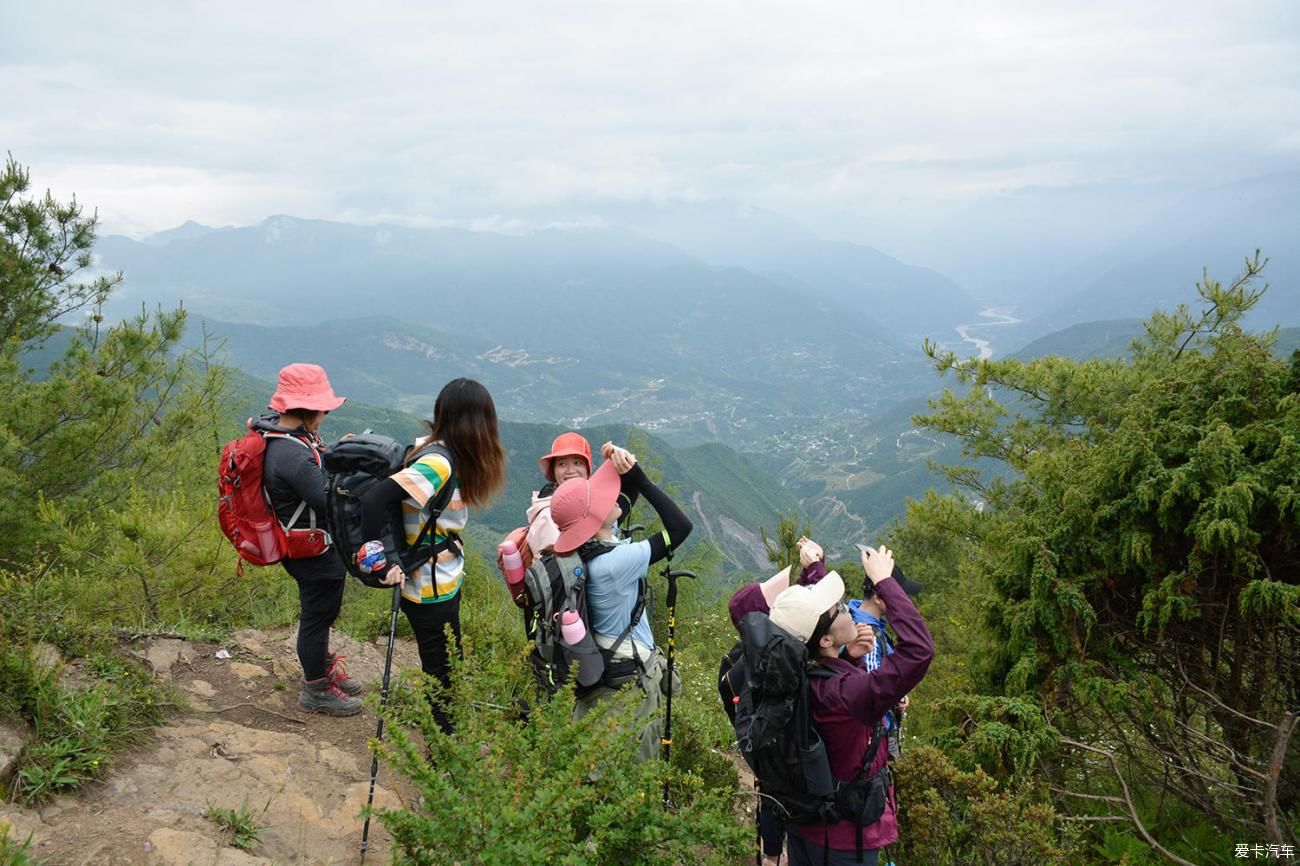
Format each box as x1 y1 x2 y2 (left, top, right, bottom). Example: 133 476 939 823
352 378 506 734
548 444 692 762
251 363 363 716
766 545 933 866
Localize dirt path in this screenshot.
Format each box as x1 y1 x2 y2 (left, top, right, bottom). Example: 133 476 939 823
0 627 426 865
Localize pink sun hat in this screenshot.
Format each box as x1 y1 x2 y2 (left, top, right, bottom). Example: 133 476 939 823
551 460 622 555
268 363 347 413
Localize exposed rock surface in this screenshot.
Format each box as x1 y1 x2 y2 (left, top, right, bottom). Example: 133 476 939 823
0 626 424 865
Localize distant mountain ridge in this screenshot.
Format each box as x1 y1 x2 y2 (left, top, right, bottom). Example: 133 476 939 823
1010 319 1300 361
103 215 948 449
572 200 980 342
1008 174 1300 346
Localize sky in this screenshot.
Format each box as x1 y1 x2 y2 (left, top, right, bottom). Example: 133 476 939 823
4 1 1299 295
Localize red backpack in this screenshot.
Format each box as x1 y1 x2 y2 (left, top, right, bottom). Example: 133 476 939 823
217 423 331 569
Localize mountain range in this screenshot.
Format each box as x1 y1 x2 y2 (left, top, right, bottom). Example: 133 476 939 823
91 185 1300 556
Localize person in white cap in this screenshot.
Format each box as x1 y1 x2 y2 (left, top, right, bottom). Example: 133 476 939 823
768 546 934 866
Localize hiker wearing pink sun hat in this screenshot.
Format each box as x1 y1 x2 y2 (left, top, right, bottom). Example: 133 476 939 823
253 363 361 716
267 363 347 413
523 434 642 561
549 446 693 762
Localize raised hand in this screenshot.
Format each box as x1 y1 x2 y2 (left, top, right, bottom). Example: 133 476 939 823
860 544 896 586
796 536 824 567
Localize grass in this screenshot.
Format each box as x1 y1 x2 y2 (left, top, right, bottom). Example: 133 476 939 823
0 826 38 866
205 796 266 851
0 572 180 805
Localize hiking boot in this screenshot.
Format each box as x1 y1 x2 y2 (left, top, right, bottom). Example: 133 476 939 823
298 676 363 716
325 651 363 696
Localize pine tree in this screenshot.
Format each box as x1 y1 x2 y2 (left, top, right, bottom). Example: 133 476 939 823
915 254 1298 852
0 156 230 619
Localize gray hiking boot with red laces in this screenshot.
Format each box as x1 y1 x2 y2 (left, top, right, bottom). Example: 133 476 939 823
298 676 362 716
325 651 363 696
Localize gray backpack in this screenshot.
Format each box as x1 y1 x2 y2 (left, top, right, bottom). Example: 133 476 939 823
524 542 643 695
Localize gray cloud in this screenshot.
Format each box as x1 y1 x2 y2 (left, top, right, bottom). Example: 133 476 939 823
3 0 1298 267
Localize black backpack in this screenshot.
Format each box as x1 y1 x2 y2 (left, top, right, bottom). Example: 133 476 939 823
524 540 645 695
724 611 891 857
323 435 458 587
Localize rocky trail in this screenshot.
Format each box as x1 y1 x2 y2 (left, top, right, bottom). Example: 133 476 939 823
1 627 427 866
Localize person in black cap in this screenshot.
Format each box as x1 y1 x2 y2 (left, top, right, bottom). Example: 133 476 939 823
847 542 923 758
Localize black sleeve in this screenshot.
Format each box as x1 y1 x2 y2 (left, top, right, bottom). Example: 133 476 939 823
620 464 691 564
277 442 330 516
616 469 641 530
360 477 408 540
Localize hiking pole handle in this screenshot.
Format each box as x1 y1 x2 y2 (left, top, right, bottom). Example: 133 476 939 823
665 569 696 581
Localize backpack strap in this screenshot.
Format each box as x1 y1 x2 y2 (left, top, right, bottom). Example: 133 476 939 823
577 542 647 676
260 430 324 532
600 573 647 676
854 719 890 862
398 442 460 577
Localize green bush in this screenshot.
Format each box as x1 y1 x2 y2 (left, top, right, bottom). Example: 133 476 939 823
893 745 1075 865
374 613 749 866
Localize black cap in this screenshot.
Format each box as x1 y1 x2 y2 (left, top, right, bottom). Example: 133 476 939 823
863 564 923 599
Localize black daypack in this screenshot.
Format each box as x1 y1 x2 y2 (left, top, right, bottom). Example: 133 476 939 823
524 540 644 696
725 611 891 855
323 435 458 587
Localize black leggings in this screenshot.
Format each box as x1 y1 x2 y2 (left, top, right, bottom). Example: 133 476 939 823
400 592 462 734
293 575 345 681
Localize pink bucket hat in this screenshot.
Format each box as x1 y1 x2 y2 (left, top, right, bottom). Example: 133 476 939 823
268 363 346 413
551 460 622 555
538 432 593 482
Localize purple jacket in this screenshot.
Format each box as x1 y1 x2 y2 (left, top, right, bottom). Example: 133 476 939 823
793 576 933 852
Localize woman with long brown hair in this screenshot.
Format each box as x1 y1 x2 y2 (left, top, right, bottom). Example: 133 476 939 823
356 378 506 732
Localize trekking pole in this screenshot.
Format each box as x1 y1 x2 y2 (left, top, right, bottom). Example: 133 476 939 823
359 583 402 863
660 554 695 808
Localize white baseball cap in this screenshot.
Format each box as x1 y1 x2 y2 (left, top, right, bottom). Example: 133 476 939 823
769 571 845 643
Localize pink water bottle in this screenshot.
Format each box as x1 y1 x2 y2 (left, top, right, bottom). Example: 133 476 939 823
498 540 526 598
559 609 587 645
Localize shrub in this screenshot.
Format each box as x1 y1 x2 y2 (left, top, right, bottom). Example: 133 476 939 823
374 621 749 866
893 745 1075 865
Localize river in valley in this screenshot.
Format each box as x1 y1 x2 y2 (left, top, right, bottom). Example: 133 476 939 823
955 308 1023 359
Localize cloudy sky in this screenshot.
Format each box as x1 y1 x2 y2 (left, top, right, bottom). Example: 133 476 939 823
4 1 1299 287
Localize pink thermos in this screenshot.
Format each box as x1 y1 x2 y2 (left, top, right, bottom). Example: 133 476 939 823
498 539 527 600
559 609 587 645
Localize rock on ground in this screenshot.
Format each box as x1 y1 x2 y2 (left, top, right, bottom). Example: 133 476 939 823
0 626 426 865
